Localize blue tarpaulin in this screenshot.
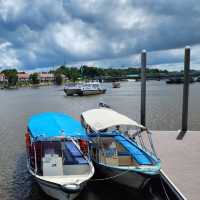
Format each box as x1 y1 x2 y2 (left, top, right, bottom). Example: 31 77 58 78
28 112 87 139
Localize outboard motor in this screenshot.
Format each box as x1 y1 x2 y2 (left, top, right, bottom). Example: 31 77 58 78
98 102 111 108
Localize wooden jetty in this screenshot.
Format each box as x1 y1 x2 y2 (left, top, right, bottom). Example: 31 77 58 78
152 131 200 200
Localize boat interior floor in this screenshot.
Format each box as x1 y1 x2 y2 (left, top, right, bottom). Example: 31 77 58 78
96 135 154 167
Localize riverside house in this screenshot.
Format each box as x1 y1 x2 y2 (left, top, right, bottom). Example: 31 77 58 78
0 73 7 83
38 72 54 83
17 72 30 82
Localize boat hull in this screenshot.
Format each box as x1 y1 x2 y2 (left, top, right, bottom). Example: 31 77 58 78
93 162 158 190
79 89 106 96
27 165 85 200
64 88 81 96
36 177 82 200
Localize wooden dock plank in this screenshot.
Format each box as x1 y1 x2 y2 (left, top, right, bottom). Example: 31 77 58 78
152 131 200 200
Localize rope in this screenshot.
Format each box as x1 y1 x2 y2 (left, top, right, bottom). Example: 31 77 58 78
89 168 131 182
160 175 170 200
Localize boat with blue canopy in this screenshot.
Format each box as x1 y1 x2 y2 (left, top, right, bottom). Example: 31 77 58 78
80 108 161 190
25 112 94 200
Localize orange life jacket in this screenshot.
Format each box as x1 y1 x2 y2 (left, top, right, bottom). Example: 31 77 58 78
79 139 88 155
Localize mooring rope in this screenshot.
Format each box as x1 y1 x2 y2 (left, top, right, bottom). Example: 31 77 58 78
160 175 170 200
89 168 131 182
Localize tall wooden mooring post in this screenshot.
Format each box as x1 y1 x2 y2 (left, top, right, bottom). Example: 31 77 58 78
140 47 191 139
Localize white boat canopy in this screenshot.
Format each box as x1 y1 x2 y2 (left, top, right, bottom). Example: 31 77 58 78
81 108 145 132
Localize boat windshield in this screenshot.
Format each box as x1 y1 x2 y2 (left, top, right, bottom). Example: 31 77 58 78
87 125 159 161
65 83 81 87
30 140 89 176
84 83 100 88
91 135 158 167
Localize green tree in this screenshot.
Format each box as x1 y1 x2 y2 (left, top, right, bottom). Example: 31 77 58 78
55 74 63 85
68 68 80 82
29 73 40 84
1 69 18 86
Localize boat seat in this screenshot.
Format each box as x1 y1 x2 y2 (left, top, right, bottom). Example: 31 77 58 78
63 141 88 165
42 154 63 176
115 136 153 165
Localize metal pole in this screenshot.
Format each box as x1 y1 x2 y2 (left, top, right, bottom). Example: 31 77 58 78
141 50 146 126
177 46 190 139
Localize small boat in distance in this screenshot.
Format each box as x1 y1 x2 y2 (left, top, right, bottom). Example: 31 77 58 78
79 82 106 96
26 112 94 200
64 82 106 96
166 77 194 84
80 108 161 190
112 81 121 88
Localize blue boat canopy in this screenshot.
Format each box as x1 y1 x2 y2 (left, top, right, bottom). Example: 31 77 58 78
28 112 87 140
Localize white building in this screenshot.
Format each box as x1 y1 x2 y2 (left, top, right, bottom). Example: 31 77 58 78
38 72 54 82
17 72 30 82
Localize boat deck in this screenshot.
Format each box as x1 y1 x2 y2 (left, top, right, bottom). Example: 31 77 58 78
152 131 200 200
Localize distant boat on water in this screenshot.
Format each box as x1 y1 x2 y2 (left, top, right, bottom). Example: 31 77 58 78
26 112 94 200
64 82 106 96
166 77 194 84
64 83 82 96
112 81 121 88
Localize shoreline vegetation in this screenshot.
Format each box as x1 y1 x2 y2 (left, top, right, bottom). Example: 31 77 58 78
0 65 200 89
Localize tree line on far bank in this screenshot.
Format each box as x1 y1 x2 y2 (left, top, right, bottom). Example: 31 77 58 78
51 65 169 80
0 65 169 87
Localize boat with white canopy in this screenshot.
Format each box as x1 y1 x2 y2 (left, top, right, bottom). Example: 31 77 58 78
25 112 94 200
80 108 161 190
64 82 106 96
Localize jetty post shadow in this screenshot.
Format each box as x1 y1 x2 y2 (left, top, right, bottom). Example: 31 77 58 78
177 46 191 140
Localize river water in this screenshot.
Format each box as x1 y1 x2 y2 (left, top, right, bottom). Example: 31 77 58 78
0 81 199 199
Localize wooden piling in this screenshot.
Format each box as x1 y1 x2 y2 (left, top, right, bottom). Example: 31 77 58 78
141 50 146 126
177 46 190 140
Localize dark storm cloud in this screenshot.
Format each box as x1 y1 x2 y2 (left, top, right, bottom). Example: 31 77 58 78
0 0 200 70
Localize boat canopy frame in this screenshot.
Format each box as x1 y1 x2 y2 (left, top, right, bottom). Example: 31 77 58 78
81 108 159 160
81 108 145 132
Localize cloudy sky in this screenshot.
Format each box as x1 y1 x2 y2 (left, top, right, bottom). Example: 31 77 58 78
0 0 200 71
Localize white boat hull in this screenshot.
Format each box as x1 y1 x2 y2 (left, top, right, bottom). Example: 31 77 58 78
36 177 83 200
27 164 90 200
79 89 106 96
64 88 81 96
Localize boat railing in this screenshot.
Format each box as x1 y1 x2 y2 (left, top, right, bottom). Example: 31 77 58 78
129 129 159 162
33 144 38 174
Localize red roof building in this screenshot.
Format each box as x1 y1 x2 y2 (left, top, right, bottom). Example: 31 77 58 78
38 72 54 82
17 72 30 81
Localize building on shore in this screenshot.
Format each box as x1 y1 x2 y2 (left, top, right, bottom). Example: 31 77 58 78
0 73 7 83
38 72 54 82
17 72 30 82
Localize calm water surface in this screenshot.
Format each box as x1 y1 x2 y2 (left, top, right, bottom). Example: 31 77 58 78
0 81 200 199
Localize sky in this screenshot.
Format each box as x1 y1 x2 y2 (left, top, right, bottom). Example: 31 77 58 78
0 0 200 71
